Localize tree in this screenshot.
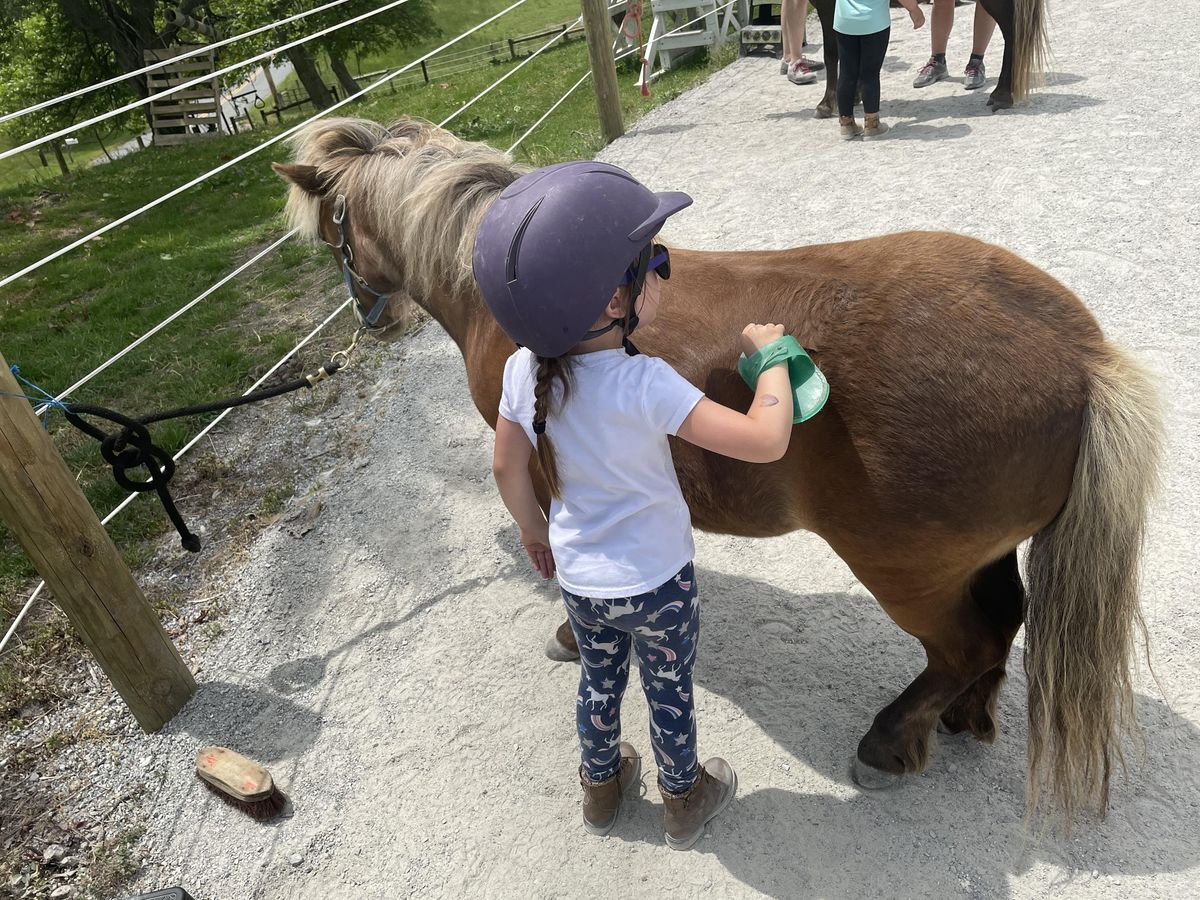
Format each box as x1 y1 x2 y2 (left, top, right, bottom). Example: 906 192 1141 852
227 1 439 107
0 0 440 152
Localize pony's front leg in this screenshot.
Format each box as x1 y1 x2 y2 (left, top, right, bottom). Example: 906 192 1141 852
811 0 838 118
547 618 580 661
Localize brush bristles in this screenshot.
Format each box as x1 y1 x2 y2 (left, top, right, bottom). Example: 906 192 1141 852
197 772 289 820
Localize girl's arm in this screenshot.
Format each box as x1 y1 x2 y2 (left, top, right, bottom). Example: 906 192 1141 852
492 415 555 578
676 324 794 464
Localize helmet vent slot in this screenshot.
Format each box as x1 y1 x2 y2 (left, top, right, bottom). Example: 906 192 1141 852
506 199 543 284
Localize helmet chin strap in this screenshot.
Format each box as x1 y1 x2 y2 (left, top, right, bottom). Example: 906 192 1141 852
580 258 647 355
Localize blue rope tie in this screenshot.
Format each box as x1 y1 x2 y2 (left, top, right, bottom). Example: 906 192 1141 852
5 364 69 426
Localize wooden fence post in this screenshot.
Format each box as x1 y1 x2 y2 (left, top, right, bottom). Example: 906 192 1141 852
580 0 624 144
0 353 195 732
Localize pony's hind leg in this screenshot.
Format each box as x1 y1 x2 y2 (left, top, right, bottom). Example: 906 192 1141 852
851 560 1019 787
938 551 1025 742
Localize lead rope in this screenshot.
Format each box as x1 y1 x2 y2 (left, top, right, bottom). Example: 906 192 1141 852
32 328 365 553
622 1 650 96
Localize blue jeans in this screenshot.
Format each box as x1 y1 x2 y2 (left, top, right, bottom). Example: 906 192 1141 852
561 562 700 793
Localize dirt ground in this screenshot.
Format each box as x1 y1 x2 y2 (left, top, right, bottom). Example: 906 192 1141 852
7 0 1198 896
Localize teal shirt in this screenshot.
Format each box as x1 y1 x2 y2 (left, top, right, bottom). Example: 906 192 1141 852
833 0 891 35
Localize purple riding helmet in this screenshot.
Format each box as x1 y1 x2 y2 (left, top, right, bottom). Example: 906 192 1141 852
472 161 692 359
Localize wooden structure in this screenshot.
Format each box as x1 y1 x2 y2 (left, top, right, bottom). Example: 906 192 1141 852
638 0 746 87
0 353 195 731
145 44 222 146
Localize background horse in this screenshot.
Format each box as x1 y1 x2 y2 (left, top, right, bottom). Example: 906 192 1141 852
807 0 1050 113
274 116 1159 828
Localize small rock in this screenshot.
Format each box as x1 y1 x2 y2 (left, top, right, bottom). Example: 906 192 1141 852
289 853 304 866
1091 870 1100 879
42 844 66 865
49 887 71 898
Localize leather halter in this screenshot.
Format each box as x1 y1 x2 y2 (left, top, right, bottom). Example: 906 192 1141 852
327 194 392 329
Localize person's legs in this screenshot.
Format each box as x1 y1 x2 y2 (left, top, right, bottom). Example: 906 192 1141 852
914 0 954 86
563 592 633 784
971 1 997 55
781 0 804 65
630 566 701 793
836 31 862 119
858 26 890 115
963 2 996 89
931 0 956 55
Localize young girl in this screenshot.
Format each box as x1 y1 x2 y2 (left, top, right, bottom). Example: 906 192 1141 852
472 161 794 850
834 0 925 139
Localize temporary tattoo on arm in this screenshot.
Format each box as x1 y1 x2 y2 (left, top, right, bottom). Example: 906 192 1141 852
759 394 780 407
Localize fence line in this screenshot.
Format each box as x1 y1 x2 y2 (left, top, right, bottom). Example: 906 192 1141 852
32 4 586 416
441 14 584 127
0 0 531 291
0 298 354 658
0 0 360 127
2 0 740 656
0 0 422 163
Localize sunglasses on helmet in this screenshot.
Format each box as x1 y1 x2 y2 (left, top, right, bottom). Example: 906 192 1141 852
620 243 671 285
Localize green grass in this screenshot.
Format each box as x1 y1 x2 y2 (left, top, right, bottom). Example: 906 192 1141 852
0 126 145 192
0 0 737 640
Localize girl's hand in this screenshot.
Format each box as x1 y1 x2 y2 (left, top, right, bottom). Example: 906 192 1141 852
740 323 786 356
909 6 925 29
521 524 556 579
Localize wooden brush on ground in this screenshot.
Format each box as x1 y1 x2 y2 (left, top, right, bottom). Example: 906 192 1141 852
195 746 288 820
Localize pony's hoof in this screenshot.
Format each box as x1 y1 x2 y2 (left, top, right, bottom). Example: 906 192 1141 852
851 756 902 791
544 631 580 662
814 102 834 119
987 95 1013 111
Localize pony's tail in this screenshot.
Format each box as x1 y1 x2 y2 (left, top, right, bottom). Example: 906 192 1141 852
1024 344 1161 829
1011 0 1051 100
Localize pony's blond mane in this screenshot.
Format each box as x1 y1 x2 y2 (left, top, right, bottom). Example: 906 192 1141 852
282 116 526 302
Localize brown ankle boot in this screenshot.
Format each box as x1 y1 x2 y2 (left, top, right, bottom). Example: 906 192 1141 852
862 113 890 139
839 115 863 141
660 757 738 850
580 742 641 835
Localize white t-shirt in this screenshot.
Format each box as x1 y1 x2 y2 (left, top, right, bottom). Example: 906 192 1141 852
498 347 704 599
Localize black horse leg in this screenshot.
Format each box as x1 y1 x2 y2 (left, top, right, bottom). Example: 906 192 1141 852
979 0 1016 109
938 551 1025 740
810 0 838 118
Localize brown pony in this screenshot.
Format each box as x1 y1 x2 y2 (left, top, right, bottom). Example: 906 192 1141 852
274 117 1160 828
806 0 1050 114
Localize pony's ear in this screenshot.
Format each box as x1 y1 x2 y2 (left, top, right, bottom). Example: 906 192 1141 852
272 162 328 197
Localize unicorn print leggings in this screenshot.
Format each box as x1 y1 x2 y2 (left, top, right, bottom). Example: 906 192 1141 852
561 562 700 794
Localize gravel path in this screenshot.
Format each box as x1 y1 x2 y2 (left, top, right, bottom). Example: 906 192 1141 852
114 0 1199 897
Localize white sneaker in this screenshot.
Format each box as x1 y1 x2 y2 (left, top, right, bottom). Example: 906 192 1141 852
787 60 817 85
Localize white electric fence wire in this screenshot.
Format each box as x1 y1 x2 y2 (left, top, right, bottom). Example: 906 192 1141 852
0 0 530 291
0 0 360 127
441 14 583 127
0 298 353 658
34 230 298 416
2 0 733 655
506 0 738 154
0 0 422 163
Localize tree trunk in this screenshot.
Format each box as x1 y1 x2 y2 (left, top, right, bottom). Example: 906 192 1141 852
285 46 334 110
329 56 359 99
94 127 113 162
51 142 70 177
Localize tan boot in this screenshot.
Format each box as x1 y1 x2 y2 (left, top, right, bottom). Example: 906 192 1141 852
580 742 641 835
838 116 863 141
660 757 738 850
862 113 890 140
